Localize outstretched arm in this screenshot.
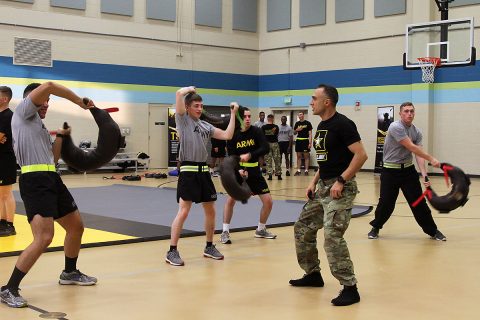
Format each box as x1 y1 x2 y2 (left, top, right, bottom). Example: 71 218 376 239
29 81 87 109
399 137 440 167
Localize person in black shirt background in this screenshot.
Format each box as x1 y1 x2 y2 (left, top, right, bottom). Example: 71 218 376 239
0 86 17 237
293 112 313 176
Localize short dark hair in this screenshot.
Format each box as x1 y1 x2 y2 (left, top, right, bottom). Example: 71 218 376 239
400 102 414 111
0 86 12 101
259 111 265 115
185 92 203 106
267 114 274 119
23 83 41 98
317 84 339 105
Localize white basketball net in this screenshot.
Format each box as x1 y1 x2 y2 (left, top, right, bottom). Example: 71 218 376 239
417 58 440 83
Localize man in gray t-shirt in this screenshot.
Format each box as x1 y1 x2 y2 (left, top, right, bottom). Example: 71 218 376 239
278 115 293 175
166 86 239 267
1 82 97 309
368 102 446 241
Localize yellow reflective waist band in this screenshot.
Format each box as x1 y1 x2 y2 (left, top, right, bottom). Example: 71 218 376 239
383 162 414 169
180 165 209 172
296 137 308 140
239 162 259 167
21 164 56 174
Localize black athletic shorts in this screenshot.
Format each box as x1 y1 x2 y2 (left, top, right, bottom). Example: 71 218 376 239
177 161 217 203
278 141 290 156
19 171 78 223
0 153 17 186
295 139 310 153
239 166 270 195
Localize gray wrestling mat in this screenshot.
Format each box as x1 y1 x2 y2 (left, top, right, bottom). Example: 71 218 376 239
12 184 372 243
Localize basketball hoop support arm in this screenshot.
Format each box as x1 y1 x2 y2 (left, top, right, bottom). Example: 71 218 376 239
434 0 450 60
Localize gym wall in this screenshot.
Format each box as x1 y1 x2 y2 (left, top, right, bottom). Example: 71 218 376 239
0 0 259 165
258 0 480 174
0 0 479 173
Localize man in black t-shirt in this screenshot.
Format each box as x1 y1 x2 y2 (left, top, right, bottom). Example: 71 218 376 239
262 114 282 180
0 86 17 237
293 112 312 176
289 84 367 307
220 108 277 245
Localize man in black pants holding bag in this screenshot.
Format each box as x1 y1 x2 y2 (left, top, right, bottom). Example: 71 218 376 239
368 102 446 241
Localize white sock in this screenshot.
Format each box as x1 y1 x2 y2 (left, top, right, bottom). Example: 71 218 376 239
257 223 266 231
223 223 230 232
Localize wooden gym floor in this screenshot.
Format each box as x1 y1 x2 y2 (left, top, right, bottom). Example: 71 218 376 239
0 171 479 320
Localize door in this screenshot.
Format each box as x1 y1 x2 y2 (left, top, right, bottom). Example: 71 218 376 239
148 104 169 169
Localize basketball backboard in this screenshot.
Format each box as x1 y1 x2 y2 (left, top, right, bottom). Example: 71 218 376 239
404 17 475 69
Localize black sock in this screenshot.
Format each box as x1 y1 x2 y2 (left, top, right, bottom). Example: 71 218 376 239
65 256 78 273
169 245 177 252
5 266 27 290
206 242 213 247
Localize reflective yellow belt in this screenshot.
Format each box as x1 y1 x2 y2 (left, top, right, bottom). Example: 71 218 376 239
21 164 56 174
383 162 414 169
296 137 308 140
239 162 259 167
180 165 209 173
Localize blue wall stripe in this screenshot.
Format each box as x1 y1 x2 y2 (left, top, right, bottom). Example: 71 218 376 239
2 56 479 92
2 56 480 108
259 64 480 91
0 56 258 91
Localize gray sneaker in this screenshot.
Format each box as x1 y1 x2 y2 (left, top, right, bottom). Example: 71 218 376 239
220 231 232 244
432 230 447 241
59 270 97 286
165 249 185 266
255 228 277 239
0 287 28 308
204 245 224 260
368 227 379 239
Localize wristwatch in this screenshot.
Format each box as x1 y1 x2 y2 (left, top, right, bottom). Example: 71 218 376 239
336 176 346 184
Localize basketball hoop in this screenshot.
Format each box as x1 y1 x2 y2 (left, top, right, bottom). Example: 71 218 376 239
417 57 441 83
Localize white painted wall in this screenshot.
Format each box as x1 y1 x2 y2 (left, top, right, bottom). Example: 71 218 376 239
1 0 480 173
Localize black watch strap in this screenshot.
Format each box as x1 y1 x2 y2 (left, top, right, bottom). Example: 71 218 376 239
337 176 346 184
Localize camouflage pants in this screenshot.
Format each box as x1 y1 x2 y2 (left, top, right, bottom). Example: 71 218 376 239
294 177 358 286
265 142 281 175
